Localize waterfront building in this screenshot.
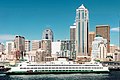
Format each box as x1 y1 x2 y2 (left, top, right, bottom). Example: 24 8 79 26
42 28 54 42
70 23 76 41
57 40 76 59
0 43 4 52
7 48 17 61
91 35 107 61
45 56 55 62
75 4 89 57
36 49 46 63
41 39 51 57
51 41 61 57
32 40 41 51
6 41 15 54
27 51 36 62
96 25 110 53
25 40 30 52
113 49 120 61
88 32 95 56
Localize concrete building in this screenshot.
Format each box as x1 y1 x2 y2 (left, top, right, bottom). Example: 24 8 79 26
36 49 45 63
0 43 4 52
51 41 61 57
96 25 110 53
70 23 76 41
25 40 30 52
27 51 36 62
75 4 89 57
41 39 51 57
88 32 95 56
56 40 76 59
42 28 54 42
91 35 107 61
6 41 15 54
32 40 41 51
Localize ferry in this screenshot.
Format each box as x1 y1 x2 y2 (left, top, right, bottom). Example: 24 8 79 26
7 58 109 74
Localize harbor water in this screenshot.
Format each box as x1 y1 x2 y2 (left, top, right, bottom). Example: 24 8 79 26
0 71 120 80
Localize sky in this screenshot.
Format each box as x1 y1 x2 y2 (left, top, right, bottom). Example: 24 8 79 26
0 0 120 46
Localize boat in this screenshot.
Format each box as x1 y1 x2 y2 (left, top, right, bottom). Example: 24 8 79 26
6 58 109 75
0 66 11 74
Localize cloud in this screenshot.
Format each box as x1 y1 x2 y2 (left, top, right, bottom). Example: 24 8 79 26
0 34 15 41
111 27 120 32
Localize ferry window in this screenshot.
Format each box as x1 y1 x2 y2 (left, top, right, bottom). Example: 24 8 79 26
38 67 41 69
23 67 26 69
82 67 84 69
34 67 37 69
27 68 29 69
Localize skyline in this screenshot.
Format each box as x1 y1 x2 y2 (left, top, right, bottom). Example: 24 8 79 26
0 0 120 46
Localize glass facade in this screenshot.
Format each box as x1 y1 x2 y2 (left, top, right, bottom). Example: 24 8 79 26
82 22 84 53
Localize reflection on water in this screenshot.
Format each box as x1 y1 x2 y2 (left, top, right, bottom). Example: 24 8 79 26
0 71 120 80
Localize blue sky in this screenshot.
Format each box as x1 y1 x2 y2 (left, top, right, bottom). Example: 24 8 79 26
0 0 120 46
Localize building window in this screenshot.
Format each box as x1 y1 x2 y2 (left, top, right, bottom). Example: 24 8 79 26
82 11 84 19
45 34 48 39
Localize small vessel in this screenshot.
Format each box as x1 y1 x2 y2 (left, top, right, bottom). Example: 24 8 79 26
0 66 11 74
7 58 109 75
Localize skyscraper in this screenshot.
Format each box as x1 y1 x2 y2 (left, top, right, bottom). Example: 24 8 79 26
96 25 110 53
14 35 25 52
76 4 89 57
14 35 25 59
42 28 54 42
88 32 95 56
70 23 76 41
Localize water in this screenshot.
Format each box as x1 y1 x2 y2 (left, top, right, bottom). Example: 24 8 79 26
0 71 120 80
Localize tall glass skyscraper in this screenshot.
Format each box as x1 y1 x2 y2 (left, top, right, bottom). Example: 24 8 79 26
76 4 89 56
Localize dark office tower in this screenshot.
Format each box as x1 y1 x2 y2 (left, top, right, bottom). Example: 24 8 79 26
14 35 25 59
70 23 76 41
96 25 110 53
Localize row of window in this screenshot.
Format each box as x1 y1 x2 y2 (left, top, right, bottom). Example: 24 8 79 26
26 65 99 66
20 67 103 69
